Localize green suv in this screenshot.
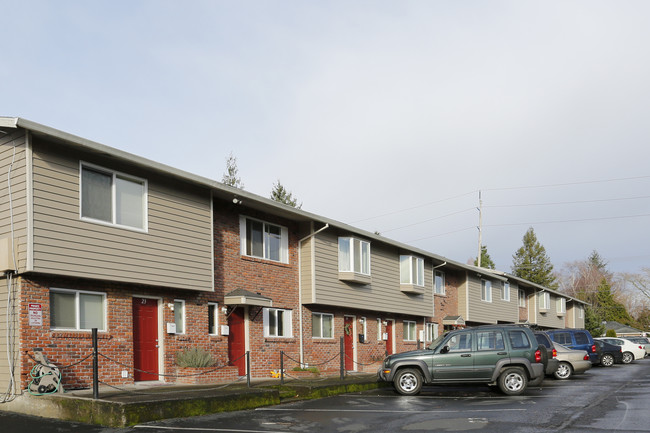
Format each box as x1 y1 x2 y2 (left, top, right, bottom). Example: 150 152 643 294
378 325 546 396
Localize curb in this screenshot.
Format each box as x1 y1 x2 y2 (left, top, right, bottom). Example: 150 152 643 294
0 380 387 427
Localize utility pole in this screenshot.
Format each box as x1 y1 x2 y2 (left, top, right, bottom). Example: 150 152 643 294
477 190 483 268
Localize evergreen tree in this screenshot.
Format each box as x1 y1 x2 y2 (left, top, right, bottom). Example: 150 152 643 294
270 179 302 208
474 245 496 269
595 278 634 325
511 227 558 289
222 152 244 189
584 305 605 337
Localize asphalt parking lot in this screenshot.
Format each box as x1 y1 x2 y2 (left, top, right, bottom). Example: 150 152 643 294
4 358 650 432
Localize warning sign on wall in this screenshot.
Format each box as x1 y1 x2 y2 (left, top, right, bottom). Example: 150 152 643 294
29 303 42 326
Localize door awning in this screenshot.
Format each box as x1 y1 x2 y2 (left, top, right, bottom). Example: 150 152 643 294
442 315 465 326
224 289 273 308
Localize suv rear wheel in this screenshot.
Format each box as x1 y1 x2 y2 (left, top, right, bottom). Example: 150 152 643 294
393 368 423 396
498 367 527 396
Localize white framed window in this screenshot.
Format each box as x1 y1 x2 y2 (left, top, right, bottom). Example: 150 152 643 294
425 322 438 342
80 163 147 231
208 302 219 335
403 321 416 341
312 312 333 339
539 292 550 310
502 282 510 302
481 279 492 302
434 271 445 295
377 318 382 341
338 237 371 275
360 317 367 338
50 288 106 331
400 255 424 286
518 289 526 308
557 298 566 314
578 305 584 318
240 216 289 263
264 308 293 338
174 299 185 334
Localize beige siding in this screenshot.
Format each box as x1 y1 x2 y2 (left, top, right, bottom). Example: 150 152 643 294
0 276 20 394
0 131 28 273
466 275 519 324
30 138 213 291
309 232 434 317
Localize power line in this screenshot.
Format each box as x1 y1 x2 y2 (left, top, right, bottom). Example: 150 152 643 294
350 190 477 223
485 195 650 209
381 207 475 234
484 175 650 192
485 213 650 228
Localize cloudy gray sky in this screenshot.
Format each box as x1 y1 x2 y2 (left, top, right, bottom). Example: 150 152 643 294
2 1 649 277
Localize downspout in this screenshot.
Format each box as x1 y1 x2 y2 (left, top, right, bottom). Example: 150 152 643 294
298 223 329 366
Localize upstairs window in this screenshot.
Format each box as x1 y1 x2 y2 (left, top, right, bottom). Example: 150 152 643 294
557 298 566 314
502 282 510 301
518 289 526 308
434 271 445 295
481 280 492 302
400 255 424 286
81 163 147 230
338 237 370 275
539 292 551 310
240 216 289 263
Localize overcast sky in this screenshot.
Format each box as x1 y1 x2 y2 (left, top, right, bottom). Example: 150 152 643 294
2 1 649 279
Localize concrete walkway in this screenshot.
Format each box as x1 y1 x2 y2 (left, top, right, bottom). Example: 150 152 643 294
0 373 385 427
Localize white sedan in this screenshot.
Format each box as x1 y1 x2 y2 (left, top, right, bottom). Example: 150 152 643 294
595 337 646 364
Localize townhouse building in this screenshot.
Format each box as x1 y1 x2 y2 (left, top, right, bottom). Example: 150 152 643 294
0 117 586 393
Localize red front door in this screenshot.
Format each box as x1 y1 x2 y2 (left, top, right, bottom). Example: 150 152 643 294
132 297 159 381
344 316 354 371
228 308 246 375
386 320 394 355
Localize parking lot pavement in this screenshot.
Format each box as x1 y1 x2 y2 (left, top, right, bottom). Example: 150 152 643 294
4 358 650 432
132 358 650 433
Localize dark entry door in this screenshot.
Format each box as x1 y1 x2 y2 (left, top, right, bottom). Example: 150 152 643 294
344 316 354 370
132 297 159 381
386 320 394 355
228 307 246 375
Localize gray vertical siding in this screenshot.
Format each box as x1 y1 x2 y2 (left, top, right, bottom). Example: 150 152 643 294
300 236 314 304
30 138 214 291
310 231 434 317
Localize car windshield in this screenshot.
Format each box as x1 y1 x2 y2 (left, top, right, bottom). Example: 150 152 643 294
428 333 448 350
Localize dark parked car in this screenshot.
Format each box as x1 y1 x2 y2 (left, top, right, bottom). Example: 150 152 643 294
593 339 623 367
378 325 546 396
546 329 598 364
534 331 559 376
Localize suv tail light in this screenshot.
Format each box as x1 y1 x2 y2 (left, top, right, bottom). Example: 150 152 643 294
583 354 589 361
535 349 542 363
552 348 557 358
591 344 597 353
